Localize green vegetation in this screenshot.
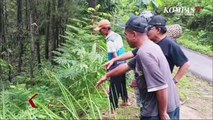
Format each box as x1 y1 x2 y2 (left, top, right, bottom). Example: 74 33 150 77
178 30 213 56
157 0 213 56
0 12 111 119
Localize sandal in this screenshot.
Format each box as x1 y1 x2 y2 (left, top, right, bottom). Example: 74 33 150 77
102 111 116 119
120 101 132 107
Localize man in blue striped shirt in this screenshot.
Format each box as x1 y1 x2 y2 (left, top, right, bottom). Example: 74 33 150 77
95 19 130 117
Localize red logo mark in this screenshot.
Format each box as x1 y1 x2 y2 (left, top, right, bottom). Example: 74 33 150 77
29 93 38 108
195 6 203 12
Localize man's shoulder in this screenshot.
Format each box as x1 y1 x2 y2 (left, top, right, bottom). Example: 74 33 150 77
159 37 180 49
140 40 161 51
110 32 121 37
107 32 121 41
113 32 120 36
162 37 177 45
137 41 160 56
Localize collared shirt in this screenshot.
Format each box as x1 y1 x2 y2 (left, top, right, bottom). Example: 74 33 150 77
131 36 188 72
128 40 180 117
106 32 125 61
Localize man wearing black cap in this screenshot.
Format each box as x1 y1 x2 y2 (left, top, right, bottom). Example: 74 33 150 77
147 15 190 83
104 15 189 85
97 16 180 120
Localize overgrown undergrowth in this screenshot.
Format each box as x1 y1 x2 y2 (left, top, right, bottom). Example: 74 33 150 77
0 15 112 119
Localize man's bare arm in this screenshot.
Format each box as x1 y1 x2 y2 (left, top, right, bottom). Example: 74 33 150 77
104 51 134 70
174 61 190 83
96 63 131 87
156 88 170 120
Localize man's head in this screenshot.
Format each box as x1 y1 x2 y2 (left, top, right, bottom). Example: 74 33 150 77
125 16 148 48
147 15 167 41
94 19 111 36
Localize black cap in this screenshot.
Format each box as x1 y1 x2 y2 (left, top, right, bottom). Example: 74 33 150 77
125 16 148 33
148 15 167 26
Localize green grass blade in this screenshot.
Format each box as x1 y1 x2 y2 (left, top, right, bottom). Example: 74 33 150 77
36 101 62 119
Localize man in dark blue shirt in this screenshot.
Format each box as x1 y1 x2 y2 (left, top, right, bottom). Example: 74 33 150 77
105 15 190 84
147 15 189 75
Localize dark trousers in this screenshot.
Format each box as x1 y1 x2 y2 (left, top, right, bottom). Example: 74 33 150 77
109 74 128 110
140 107 180 120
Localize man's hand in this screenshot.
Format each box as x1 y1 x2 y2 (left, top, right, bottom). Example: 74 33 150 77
130 79 137 88
103 59 115 70
96 75 109 87
160 113 170 120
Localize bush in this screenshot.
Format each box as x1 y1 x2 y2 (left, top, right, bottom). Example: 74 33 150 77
156 0 212 31
187 5 213 31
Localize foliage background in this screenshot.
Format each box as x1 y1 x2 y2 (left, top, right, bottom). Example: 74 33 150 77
0 0 212 119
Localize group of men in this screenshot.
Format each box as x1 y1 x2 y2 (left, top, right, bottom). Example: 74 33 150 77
94 13 190 120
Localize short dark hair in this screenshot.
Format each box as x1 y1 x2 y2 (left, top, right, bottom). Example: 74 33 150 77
125 28 133 33
125 28 145 36
156 26 167 34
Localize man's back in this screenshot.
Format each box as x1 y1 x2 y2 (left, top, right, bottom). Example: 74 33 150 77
106 32 125 61
157 36 188 72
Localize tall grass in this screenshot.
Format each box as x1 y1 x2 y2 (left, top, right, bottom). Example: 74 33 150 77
0 67 109 119
1 84 5 119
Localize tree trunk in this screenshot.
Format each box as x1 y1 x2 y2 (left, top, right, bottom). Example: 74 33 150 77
55 0 65 48
17 0 24 73
33 1 40 66
0 0 3 79
88 0 97 8
0 0 5 59
29 0 36 81
3 0 12 82
58 0 65 47
0 0 2 40
45 0 51 60
25 0 30 31
50 0 57 65
30 12 34 81
108 0 111 11
35 37 41 65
